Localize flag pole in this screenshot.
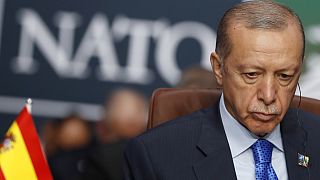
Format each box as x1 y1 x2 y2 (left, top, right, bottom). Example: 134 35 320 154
26 98 32 114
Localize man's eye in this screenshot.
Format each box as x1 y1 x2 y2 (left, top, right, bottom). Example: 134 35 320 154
244 72 258 79
278 73 293 81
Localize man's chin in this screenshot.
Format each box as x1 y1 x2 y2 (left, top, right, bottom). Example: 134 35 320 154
249 125 277 137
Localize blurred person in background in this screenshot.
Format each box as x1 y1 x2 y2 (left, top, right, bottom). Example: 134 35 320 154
176 66 220 89
43 115 93 180
83 88 148 180
42 119 59 157
97 89 148 143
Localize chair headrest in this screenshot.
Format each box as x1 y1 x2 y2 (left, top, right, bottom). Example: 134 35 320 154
148 88 320 129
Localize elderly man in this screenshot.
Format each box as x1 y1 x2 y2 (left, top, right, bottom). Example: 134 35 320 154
124 1 320 180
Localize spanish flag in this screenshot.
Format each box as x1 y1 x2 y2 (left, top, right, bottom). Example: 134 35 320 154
0 100 53 180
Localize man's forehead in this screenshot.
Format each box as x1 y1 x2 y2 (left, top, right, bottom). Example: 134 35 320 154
228 21 292 34
227 23 303 51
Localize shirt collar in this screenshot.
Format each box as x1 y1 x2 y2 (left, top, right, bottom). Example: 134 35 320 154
219 94 284 158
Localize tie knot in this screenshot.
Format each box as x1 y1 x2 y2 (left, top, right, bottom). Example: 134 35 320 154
251 139 273 164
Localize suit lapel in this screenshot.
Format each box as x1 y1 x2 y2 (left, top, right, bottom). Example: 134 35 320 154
192 105 311 180
193 103 237 180
281 109 310 180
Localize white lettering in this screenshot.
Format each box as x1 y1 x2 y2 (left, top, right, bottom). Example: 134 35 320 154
155 21 216 85
72 13 120 80
13 9 75 76
12 9 217 86
112 15 167 84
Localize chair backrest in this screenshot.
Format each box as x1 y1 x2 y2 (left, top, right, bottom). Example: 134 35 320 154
147 88 320 129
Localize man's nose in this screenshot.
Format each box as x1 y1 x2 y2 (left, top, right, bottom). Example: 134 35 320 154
257 76 277 105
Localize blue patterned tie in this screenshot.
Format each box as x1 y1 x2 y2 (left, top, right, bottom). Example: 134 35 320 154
251 139 278 180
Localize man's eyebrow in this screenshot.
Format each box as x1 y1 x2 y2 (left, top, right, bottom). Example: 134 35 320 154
236 63 300 72
276 66 300 73
236 64 265 70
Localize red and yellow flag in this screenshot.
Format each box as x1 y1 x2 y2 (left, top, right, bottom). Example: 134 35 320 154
0 106 53 180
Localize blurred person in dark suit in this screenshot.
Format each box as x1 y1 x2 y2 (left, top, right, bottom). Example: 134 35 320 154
83 89 148 180
44 115 92 180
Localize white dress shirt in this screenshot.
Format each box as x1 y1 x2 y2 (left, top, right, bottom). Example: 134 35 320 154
219 94 288 180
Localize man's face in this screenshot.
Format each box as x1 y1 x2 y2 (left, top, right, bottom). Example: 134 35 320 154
211 23 303 136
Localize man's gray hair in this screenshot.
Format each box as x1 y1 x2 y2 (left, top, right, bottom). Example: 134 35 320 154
215 0 305 60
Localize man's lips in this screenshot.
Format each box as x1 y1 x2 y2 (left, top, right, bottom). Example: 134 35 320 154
251 112 277 121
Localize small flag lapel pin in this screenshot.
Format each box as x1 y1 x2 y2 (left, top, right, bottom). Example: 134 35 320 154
298 153 310 168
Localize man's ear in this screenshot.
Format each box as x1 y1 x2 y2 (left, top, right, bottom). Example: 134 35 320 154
210 52 223 86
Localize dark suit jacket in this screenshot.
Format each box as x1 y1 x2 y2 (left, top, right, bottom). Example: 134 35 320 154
82 140 127 180
124 103 320 180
